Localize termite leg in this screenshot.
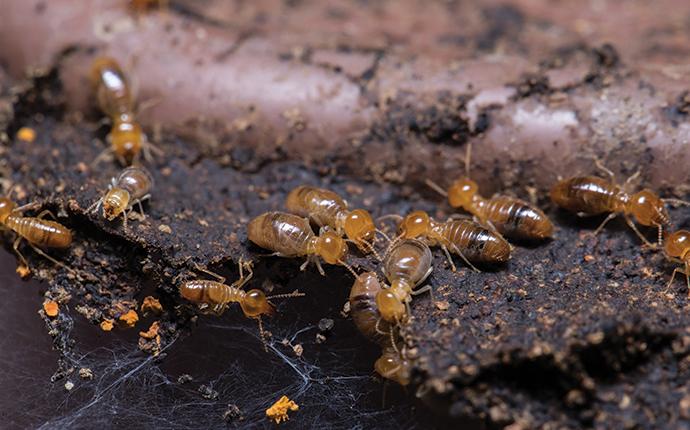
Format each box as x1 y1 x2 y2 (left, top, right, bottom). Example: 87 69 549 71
231 259 254 289
36 209 57 221
12 236 28 268
440 244 458 272
193 262 226 284
314 258 326 276
91 147 113 167
623 214 656 248
410 284 434 301
592 212 619 237
665 267 686 293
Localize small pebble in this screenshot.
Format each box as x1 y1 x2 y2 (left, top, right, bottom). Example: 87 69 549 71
198 384 218 400
79 368 93 380
177 374 193 384
318 318 334 333
222 404 243 422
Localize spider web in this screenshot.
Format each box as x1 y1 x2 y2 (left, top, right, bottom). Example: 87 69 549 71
0 250 431 429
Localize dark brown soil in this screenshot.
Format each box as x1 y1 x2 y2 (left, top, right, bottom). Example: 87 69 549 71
4 64 690 429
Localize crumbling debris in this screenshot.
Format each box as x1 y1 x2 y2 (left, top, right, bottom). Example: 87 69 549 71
177 374 193 384
266 395 299 424
318 318 334 333
140 296 163 316
138 321 162 355
64 381 74 391
435 301 449 311
198 384 218 400
15 264 30 278
16 126 36 142
78 368 93 380
43 300 59 317
118 309 139 328
222 404 243 422
99 319 114 332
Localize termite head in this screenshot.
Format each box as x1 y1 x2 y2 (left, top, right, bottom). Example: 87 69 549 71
240 289 274 317
315 231 348 265
398 210 431 239
447 177 478 209
375 348 411 386
375 288 406 322
0 197 15 223
664 230 690 260
343 209 376 249
629 189 670 227
103 187 131 220
110 116 144 164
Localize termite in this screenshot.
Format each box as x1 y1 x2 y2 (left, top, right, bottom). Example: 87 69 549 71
663 230 690 295
349 272 412 386
88 166 153 230
349 272 393 345
375 345 411 386
179 259 303 351
0 195 72 272
90 57 160 165
285 185 382 254
395 210 511 272
376 239 433 323
247 211 356 276
550 160 676 247
427 144 554 241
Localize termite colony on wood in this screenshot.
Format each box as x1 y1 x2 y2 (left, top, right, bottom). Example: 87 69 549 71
6 54 690 393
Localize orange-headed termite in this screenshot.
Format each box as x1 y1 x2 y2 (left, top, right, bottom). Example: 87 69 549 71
285 185 382 254
247 211 356 276
90 57 161 165
427 144 553 241
179 259 303 351
375 239 433 323
0 195 72 273
88 166 153 230
550 160 678 247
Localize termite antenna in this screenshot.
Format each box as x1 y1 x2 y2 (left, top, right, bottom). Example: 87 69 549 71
464 143 472 177
374 318 388 336
1 180 15 197
376 214 403 224
389 327 400 356
256 316 268 353
337 259 359 278
664 198 690 207
267 290 305 300
347 238 383 261
375 228 391 243
425 178 448 197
